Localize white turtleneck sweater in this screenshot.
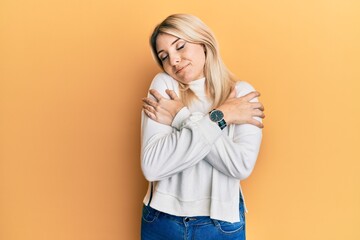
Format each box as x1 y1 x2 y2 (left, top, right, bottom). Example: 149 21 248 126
141 72 262 222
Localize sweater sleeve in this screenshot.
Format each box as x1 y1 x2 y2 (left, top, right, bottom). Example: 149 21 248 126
204 81 263 180
141 73 223 181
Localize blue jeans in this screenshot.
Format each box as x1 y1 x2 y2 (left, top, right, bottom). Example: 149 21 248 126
141 195 246 240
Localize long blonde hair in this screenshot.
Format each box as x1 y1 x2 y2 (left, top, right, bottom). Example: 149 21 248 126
150 14 237 108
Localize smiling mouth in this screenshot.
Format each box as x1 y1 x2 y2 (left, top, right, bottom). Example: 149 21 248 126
176 64 190 74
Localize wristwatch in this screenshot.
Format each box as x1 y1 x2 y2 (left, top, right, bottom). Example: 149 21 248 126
209 109 227 130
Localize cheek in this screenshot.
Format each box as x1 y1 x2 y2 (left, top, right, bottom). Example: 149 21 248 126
193 53 206 72
191 48 206 66
162 64 175 76
163 64 172 72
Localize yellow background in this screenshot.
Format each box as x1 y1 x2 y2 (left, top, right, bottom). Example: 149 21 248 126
1 0 359 239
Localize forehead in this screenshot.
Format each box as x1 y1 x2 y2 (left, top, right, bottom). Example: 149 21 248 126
156 33 180 50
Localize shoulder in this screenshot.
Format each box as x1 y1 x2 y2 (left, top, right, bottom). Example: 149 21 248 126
234 81 257 98
150 72 179 90
148 72 179 99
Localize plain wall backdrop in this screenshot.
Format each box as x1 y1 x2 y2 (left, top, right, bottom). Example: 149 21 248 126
1 0 359 239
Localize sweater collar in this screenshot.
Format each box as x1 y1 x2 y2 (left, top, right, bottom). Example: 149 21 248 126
188 77 206 95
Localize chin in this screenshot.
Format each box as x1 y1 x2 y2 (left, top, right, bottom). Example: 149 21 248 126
171 75 188 84
178 74 200 84
177 78 193 84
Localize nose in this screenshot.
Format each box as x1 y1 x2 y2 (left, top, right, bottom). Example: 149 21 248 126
169 53 181 66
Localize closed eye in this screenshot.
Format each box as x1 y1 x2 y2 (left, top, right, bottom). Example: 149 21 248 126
159 42 185 62
177 43 186 50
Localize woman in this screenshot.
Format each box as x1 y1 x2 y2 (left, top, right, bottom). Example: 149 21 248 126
141 14 264 240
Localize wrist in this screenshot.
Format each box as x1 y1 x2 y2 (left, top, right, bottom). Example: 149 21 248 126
209 109 227 130
171 107 190 130
216 106 231 124
175 105 185 116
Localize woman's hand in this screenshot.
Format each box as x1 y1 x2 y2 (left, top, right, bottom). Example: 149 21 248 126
217 88 265 128
142 89 185 126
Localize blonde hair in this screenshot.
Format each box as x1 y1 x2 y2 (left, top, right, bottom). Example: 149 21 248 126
150 14 237 109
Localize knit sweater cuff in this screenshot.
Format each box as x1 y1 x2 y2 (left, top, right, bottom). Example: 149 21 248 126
197 114 223 144
171 107 191 130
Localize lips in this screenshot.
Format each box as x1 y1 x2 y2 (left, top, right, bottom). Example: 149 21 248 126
175 64 190 74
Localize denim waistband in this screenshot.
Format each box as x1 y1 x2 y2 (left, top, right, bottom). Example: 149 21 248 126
145 193 244 226
145 204 215 225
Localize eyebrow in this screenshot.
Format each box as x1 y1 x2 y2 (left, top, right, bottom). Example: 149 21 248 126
157 38 181 55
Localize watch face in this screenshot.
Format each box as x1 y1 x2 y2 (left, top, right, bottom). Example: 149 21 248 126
210 110 224 122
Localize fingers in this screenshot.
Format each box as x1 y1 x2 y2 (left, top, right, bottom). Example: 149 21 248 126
248 118 264 128
149 89 164 101
253 109 266 119
149 89 180 101
143 108 156 120
142 102 164 121
242 91 260 102
252 102 264 111
143 98 158 120
142 102 156 114
142 97 158 108
165 89 180 100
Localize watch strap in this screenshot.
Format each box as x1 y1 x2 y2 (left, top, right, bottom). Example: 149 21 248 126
209 109 227 130
217 119 227 130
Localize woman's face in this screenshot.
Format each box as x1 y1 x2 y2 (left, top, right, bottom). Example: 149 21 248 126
156 33 206 84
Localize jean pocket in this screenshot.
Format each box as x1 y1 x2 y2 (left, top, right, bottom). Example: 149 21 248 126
213 219 245 234
142 205 160 223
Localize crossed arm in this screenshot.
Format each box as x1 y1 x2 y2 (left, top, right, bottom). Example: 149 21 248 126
141 76 264 181
143 87 265 128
